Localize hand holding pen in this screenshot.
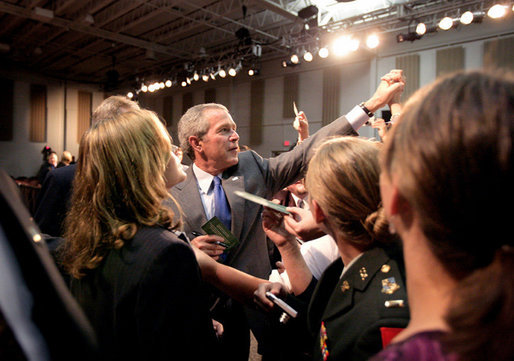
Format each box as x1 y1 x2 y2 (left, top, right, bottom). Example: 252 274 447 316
190 231 227 261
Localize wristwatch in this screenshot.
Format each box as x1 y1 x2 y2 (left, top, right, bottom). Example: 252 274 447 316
359 102 374 118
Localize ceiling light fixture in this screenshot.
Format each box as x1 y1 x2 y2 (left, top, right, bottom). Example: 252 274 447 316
303 50 313 62
488 4 507 19
439 16 454 30
332 35 359 56
318 47 329 58
416 22 427 35
366 34 379 49
396 32 422 43
460 11 474 24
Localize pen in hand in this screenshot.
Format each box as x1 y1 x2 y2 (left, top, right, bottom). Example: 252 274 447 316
191 231 228 248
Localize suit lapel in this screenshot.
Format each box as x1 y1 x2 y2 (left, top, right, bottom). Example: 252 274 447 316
221 173 245 243
173 167 207 233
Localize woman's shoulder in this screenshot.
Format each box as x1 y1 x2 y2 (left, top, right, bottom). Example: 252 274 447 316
369 331 458 361
132 226 190 251
114 226 193 266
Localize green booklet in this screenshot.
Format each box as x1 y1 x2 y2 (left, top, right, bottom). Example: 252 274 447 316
234 190 290 215
201 216 240 251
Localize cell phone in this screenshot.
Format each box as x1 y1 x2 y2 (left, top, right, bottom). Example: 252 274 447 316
265 292 298 318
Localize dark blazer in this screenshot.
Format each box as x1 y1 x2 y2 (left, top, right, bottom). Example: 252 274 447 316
170 115 357 279
0 169 98 361
309 246 409 361
70 226 219 361
34 163 76 237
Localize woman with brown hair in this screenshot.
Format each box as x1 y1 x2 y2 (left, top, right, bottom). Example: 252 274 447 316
372 70 514 361
254 136 410 361
60 109 220 361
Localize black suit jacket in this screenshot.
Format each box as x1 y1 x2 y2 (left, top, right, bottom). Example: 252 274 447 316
70 226 220 361
309 246 410 361
0 169 98 361
34 163 76 237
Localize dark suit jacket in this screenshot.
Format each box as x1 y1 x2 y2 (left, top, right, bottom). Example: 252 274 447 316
170 115 357 279
309 246 409 361
34 163 76 237
0 169 98 361
70 226 219 361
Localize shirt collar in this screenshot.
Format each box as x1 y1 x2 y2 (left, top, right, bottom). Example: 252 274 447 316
193 163 220 194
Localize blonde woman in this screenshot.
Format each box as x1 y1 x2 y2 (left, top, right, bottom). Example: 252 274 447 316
255 136 409 361
60 109 220 361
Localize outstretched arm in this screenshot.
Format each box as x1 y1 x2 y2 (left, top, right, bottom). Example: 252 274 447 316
193 245 269 304
262 207 313 295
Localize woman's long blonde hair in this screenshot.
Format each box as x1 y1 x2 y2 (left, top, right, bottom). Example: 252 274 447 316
305 136 392 250
61 109 181 278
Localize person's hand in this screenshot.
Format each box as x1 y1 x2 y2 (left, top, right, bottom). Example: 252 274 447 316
293 111 309 142
283 207 325 241
275 261 286 274
371 118 389 141
262 206 297 248
382 70 405 108
212 319 224 338
253 282 289 312
190 235 226 261
364 69 405 113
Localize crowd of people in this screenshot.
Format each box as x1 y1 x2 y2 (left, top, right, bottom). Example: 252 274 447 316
12 68 514 361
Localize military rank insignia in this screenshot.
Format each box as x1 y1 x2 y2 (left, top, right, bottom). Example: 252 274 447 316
340 280 350 293
359 267 368 280
320 321 330 361
381 277 400 294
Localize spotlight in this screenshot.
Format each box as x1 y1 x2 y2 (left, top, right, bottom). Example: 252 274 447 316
228 66 237 77
303 51 313 62
416 22 427 35
148 83 156 92
141 84 148 92
460 11 474 24
219 68 227 78
210 72 216 80
159 82 165 89
396 32 422 43
366 34 379 49
248 69 255 76
181 81 187 87
165 80 172 87
318 47 329 58
201 74 208 82
193 71 200 81
439 17 454 30
488 4 507 19
290 53 300 64
332 35 359 56
127 92 133 99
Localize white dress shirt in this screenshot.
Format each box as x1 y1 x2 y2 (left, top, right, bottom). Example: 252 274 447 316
346 105 371 131
192 163 221 220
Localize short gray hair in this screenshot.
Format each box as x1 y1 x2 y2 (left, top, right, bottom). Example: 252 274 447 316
178 103 229 160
